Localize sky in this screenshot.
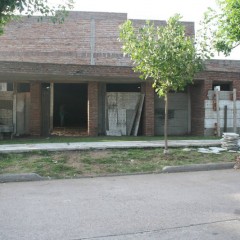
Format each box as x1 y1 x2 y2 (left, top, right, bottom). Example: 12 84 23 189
53 0 240 60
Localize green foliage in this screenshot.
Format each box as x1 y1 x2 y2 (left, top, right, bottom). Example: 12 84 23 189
0 0 74 34
120 14 205 152
201 0 240 56
119 14 204 97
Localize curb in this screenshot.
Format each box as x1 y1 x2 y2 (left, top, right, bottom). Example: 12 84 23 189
0 162 236 183
0 173 47 183
162 162 235 173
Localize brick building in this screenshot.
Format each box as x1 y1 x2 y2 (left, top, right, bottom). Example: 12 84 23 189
0 11 240 137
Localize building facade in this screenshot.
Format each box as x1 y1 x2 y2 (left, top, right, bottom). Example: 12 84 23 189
0 11 239 137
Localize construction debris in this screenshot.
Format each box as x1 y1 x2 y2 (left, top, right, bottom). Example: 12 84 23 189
197 147 227 154
234 156 240 169
51 127 88 137
182 148 195 152
221 132 239 151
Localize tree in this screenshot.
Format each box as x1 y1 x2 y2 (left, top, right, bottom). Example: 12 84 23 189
119 14 204 153
202 0 240 56
0 0 74 34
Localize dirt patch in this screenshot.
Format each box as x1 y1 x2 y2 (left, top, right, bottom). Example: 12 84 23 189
50 150 111 160
88 150 111 159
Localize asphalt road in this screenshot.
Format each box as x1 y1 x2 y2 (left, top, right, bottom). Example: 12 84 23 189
0 170 240 240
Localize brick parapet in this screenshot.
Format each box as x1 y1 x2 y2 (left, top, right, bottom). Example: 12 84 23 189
0 11 194 67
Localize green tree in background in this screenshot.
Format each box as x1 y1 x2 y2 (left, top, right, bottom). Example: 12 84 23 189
202 0 240 56
0 0 74 34
119 14 204 153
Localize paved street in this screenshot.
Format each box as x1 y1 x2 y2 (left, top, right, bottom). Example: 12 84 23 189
0 170 240 240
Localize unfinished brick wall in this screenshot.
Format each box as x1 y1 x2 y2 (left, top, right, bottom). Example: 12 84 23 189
190 80 205 135
190 70 240 136
0 11 194 67
29 83 41 136
88 82 98 136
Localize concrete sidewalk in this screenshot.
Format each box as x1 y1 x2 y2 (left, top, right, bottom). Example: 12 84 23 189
0 139 221 153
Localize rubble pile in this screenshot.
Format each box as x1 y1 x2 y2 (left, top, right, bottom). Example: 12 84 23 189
221 133 239 151
234 155 240 169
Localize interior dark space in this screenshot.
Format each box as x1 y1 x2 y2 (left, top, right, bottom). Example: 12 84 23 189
54 83 88 128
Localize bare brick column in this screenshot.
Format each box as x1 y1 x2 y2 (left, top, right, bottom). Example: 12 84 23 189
142 82 155 136
190 79 212 136
30 83 41 136
88 82 98 136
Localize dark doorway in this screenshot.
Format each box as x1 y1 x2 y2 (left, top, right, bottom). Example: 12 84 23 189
53 84 88 130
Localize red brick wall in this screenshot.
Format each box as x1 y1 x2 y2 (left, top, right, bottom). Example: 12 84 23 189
88 82 98 136
190 81 204 135
29 83 41 136
131 19 194 37
0 11 194 67
142 82 155 136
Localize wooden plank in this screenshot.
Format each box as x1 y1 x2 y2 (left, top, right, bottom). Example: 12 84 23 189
13 83 17 135
25 93 30 134
214 90 221 137
188 87 191 134
224 105 227 132
233 88 237 132
133 94 145 136
127 95 140 135
50 83 54 132
105 93 109 133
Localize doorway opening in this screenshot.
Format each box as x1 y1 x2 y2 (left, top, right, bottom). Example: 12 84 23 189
53 83 88 136
105 83 143 136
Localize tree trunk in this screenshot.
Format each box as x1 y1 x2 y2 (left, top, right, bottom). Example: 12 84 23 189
164 92 169 154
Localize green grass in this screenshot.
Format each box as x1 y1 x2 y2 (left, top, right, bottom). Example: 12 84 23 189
0 135 220 145
0 148 237 178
